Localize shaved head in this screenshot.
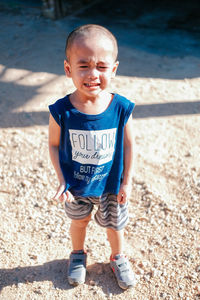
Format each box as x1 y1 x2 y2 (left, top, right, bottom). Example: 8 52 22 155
65 24 118 62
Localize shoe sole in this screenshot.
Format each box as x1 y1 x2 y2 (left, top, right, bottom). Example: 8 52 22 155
68 277 85 286
110 265 135 290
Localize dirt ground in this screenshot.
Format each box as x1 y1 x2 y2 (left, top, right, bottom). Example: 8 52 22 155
0 1 200 299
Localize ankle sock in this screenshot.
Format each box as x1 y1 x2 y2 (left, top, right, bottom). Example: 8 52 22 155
111 254 124 260
72 250 85 254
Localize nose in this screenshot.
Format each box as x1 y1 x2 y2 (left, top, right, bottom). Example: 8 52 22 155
88 67 98 79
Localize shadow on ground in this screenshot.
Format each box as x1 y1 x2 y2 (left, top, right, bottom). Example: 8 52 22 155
0 99 199 128
0 260 123 296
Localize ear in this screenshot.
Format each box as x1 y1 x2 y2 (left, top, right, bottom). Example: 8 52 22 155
64 59 71 77
111 61 119 78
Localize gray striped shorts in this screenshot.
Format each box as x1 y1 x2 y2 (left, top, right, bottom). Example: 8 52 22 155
64 193 128 231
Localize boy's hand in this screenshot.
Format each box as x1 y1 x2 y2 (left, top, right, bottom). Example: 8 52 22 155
117 183 131 204
53 184 74 203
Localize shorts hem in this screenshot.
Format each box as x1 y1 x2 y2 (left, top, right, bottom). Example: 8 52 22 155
94 215 129 231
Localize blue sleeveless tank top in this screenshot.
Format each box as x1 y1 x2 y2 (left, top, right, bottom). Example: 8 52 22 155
49 93 135 197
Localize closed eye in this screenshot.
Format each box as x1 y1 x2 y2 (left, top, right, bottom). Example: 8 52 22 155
98 66 108 70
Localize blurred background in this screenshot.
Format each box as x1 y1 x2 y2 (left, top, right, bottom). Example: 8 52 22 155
0 0 200 30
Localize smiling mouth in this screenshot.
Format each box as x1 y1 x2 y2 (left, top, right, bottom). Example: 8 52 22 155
84 83 100 87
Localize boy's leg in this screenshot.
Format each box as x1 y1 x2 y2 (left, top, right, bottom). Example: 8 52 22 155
68 214 91 286
70 214 91 251
106 227 124 258
65 196 94 286
107 227 135 290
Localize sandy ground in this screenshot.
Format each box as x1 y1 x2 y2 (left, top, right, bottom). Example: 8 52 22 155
0 2 200 300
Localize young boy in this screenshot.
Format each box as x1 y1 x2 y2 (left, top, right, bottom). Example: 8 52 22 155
48 24 135 290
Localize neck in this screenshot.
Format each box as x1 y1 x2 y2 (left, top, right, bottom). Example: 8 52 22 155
69 90 113 115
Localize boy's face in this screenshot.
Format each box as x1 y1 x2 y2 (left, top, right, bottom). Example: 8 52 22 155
64 33 119 99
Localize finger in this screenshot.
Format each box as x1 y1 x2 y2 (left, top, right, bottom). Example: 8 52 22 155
53 185 65 201
65 191 74 203
59 192 67 202
117 192 127 204
117 192 123 204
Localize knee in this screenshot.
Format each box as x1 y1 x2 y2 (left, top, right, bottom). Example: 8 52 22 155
71 214 91 228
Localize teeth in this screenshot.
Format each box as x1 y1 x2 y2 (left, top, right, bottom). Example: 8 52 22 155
85 83 99 87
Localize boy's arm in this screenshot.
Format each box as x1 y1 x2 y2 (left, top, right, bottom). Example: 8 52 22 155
48 114 74 202
48 114 64 183
117 115 134 204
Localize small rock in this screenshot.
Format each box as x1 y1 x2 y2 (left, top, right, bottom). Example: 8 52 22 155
185 152 192 157
194 224 199 231
0 142 7 148
89 280 96 286
180 214 187 225
191 219 196 226
96 264 104 275
140 248 146 255
178 284 185 290
33 289 42 295
28 254 37 260
135 267 144 275
143 273 151 282
196 265 200 273
160 292 167 298
138 262 145 269
178 291 184 298
21 180 31 188
194 285 200 293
